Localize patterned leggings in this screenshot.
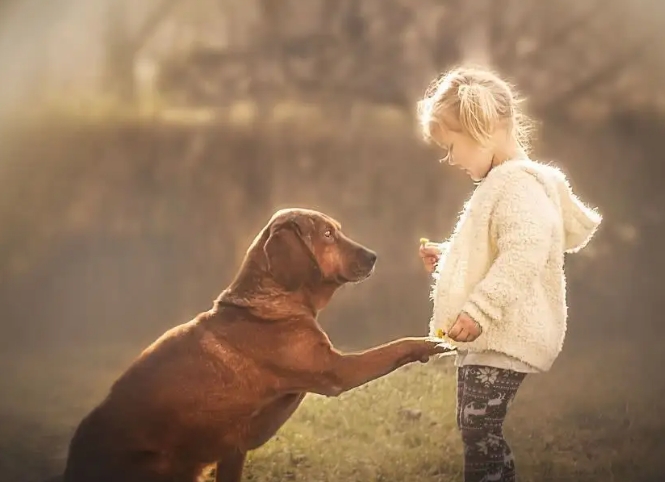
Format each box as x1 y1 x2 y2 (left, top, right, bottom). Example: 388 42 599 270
456 365 527 482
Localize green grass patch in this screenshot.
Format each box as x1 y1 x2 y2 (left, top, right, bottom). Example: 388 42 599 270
2 341 664 482
235 360 461 482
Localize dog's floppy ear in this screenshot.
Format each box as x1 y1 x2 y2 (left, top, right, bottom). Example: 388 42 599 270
263 221 313 291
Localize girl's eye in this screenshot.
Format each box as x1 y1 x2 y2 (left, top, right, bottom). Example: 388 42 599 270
324 229 333 238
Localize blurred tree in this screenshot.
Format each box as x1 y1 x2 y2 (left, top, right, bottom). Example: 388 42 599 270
483 0 665 119
103 0 183 103
152 0 665 124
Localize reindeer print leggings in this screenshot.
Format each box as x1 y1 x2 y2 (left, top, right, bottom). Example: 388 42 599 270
456 365 527 482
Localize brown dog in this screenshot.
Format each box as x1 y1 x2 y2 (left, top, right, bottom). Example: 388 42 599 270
62 208 448 482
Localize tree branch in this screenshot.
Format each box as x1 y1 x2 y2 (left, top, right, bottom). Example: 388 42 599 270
430 0 471 65
493 0 542 68
538 35 654 115
513 0 610 66
132 0 183 54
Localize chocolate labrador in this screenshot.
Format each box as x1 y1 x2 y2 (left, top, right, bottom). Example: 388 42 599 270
62 208 448 482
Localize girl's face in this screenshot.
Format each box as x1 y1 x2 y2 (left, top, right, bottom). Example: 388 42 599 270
432 123 495 182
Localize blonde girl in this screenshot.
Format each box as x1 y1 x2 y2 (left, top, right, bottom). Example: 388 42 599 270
417 66 601 482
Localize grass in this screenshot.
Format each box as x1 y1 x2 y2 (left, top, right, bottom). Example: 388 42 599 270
2 339 664 482
231 359 462 482
223 343 665 482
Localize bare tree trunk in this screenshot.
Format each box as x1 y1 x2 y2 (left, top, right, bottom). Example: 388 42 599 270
103 0 136 103
103 0 182 104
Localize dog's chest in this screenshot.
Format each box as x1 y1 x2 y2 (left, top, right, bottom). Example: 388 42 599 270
241 393 307 450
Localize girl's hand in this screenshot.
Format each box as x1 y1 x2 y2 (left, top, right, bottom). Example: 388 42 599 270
419 239 441 274
447 312 482 342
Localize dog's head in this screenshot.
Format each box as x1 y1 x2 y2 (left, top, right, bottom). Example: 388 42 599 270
262 208 377 292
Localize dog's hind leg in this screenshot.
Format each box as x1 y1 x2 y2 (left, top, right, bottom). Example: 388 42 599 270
214 450 246 482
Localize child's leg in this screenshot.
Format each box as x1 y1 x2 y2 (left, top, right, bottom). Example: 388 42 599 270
456 365 526 482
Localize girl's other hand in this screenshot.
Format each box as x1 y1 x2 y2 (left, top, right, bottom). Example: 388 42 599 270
419 239 441 274
447 312 482 342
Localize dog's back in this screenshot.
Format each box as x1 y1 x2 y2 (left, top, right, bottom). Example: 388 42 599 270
63 315 229 481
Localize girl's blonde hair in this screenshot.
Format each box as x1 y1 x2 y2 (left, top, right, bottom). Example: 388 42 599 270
417 66 534 152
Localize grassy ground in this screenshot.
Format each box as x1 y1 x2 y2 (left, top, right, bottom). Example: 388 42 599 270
2 339 664 482
225 343 665 482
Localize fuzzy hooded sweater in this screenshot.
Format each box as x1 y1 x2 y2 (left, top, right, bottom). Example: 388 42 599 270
430 159 602 372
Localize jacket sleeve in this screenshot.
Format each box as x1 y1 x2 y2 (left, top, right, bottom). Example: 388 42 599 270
462 173 557 329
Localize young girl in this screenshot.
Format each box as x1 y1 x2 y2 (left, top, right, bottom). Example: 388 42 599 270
417 66 601 482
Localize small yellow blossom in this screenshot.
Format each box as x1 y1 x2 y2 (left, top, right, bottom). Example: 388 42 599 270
435 328 454 343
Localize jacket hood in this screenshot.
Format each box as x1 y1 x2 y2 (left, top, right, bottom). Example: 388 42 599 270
495 160 602 253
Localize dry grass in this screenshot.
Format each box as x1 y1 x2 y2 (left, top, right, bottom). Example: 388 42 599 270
2 339 664 482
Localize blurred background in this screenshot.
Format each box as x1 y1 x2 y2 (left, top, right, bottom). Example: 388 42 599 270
0 0 664 481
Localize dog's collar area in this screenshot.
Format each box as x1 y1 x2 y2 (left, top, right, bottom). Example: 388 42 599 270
213 291 319 320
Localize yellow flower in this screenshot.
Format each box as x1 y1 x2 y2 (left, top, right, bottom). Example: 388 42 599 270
420 237 430 245
435 328 454 343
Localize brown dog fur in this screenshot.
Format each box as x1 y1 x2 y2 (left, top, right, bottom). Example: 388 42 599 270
62 208 447 482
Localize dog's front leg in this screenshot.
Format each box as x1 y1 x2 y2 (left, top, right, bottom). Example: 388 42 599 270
305 336 445 396
215 449 246 482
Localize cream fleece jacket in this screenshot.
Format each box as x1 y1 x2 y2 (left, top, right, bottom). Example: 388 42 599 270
430 159 602 372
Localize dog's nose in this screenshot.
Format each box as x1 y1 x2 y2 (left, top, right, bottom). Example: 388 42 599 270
364 249 377 265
